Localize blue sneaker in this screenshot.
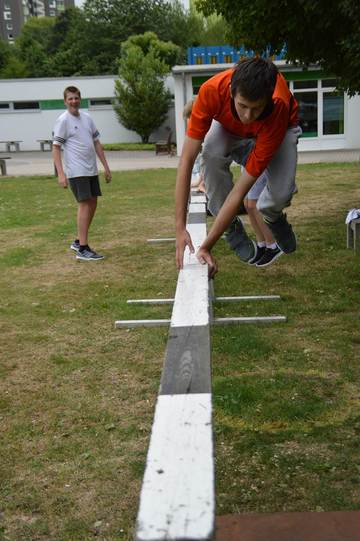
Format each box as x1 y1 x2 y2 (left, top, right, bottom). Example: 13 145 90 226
225 217 256 263
264 213 296 254
70 239 80 252
76 248 104 261
248 245 266 265
255 246 283 267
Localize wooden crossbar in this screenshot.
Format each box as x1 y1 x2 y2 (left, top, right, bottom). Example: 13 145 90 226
134 192 214 541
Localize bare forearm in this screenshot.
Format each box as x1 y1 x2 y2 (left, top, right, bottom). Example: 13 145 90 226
52 146 64 175
175 155 193 230
95 141 110 171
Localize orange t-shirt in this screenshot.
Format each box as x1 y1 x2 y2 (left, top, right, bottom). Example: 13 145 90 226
187 69 298 178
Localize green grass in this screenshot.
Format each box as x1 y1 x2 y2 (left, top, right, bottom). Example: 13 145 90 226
102 142 156 151
0 163 360 539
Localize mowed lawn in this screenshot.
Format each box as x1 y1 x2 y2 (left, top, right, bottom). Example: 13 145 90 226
0 163 359 540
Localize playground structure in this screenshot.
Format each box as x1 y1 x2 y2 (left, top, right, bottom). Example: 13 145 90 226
115 192 286 540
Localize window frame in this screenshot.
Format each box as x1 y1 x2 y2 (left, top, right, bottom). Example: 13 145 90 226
289 79 345 139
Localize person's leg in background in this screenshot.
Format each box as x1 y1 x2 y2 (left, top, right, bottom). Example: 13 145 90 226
244 174 283 267
77 196 97 247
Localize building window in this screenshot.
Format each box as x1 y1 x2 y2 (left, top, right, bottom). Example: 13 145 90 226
323 92 344 135
88 98 113 109
209 55 218 64
293 79 317 90
295 91 318 137
0 103 10 110
13 101 40 110
4 12 12 19
6 22 12 29
289 78 344 138
223 54 232 63
195 56 203 65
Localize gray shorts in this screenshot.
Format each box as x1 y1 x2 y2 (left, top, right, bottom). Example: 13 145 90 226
69 175 101 202
246 174 267 200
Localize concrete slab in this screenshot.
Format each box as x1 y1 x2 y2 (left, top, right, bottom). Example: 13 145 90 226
216 511 360 541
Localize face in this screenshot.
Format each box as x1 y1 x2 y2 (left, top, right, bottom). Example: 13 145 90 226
232 92 268 124
64 91 81 116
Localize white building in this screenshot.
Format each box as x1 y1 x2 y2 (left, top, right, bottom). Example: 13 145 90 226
172 62 360 155
0 65 359 155
0 75 175 151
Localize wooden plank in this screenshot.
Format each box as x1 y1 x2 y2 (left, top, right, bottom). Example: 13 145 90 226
135 193 214 541
160 325 211 395
135 394 214 541
171 265 209 328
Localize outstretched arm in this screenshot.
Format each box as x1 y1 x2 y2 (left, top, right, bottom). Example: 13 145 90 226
94 139 112 182
197 169 256 275
175 136 203 270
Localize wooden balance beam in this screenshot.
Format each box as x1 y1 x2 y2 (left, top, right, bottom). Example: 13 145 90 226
115 192 286 540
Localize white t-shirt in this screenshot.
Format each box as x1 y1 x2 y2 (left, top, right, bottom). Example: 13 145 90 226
53 110 100 178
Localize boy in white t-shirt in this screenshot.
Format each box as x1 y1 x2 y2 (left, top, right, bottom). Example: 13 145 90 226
52 86 112 261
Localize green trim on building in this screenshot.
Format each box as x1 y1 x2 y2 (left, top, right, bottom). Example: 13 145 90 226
283 70 331 81
192 70 335 93
40 99 89 110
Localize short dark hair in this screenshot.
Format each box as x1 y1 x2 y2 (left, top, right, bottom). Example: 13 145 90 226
63 86 81 99
231 57 278 102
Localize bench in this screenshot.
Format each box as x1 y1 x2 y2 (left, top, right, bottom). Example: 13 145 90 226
37 139 53 151
347 218 360 250
0 140 22 152
155 128 176 156
0 156 11 175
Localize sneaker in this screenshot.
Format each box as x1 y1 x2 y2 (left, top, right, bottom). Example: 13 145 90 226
248 245 266 265
225 217 256 263
76 248 104 261
70 239 80 252
255 246 283 267
264 213 296 253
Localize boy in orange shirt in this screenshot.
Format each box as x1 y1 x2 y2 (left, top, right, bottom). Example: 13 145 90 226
175 57 301 276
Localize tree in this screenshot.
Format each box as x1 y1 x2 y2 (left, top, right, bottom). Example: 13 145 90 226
114 33 179 143
46 8 94 76
15 17 55 77
196 0 360 94
83 0 203 71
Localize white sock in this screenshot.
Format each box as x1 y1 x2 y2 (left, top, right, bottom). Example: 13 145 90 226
257 241 266 248
267 243 277 250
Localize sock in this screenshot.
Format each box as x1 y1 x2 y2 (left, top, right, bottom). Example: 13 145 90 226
79 244 89 252
267 243 277 250
257 241 266 248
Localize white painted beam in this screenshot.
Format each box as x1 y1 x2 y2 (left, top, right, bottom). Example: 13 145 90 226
135 394 214 541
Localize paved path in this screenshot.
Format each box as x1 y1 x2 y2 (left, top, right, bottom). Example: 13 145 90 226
1 149 359 177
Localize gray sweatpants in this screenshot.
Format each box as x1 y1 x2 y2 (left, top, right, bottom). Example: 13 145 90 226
201 120 302 222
